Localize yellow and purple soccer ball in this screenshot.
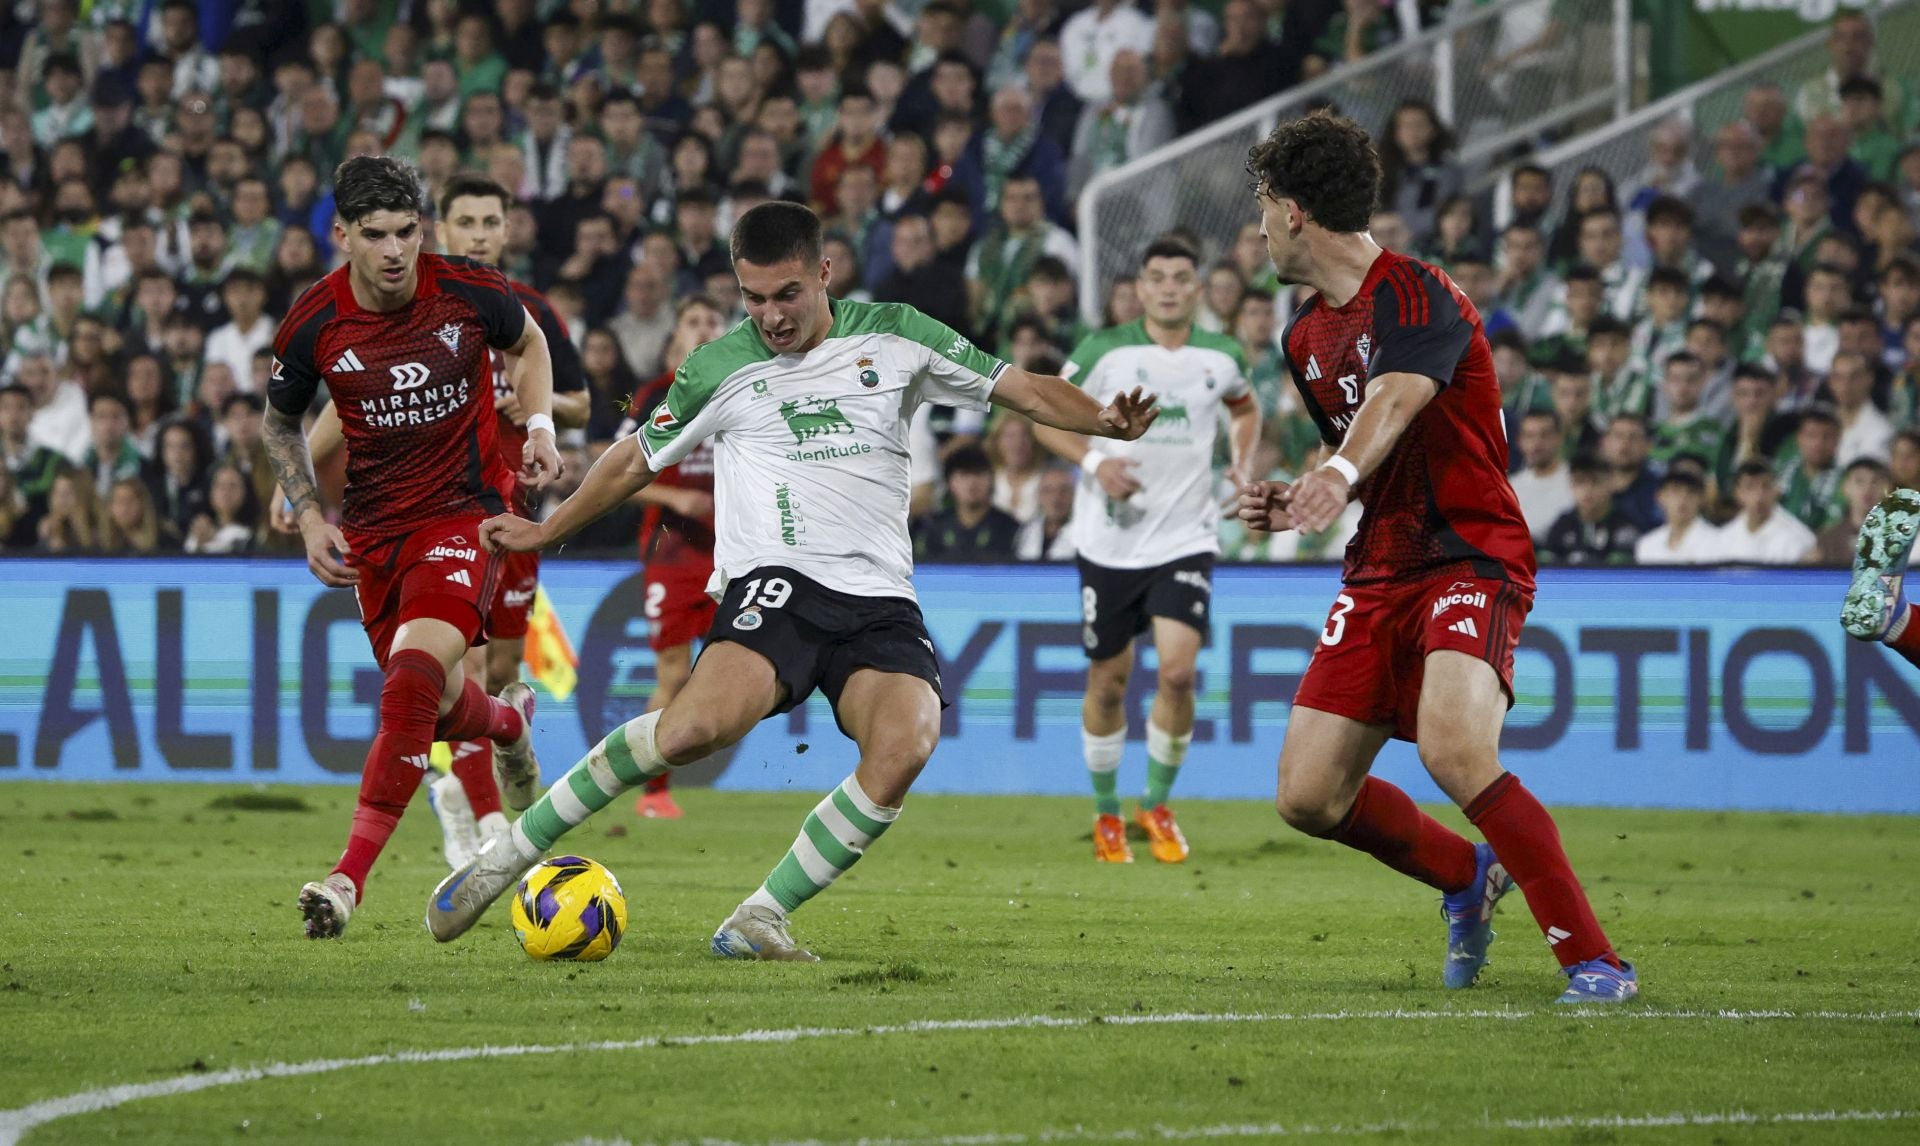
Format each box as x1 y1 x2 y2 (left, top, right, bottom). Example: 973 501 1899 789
510 856 628 961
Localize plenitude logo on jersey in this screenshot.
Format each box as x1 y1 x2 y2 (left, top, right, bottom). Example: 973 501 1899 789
778 395 872 462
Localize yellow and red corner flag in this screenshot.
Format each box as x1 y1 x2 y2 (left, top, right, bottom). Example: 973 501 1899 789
523 586 579 701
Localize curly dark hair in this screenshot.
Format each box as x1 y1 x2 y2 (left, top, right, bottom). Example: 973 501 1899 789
1246 110 1380 235
333 155 422 224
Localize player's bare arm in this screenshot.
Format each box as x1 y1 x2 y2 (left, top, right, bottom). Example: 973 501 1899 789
263 404 356 587
482 434 660 554
497 355 591 429
504 307 562 489
1224 394 1261 490
270 403 345 534
991 367 1159 440
1001 369 1158 497
1287 372 1440 533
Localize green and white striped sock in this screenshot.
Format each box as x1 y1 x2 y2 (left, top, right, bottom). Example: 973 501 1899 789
744 775 900 916
1142 721 1191 809
1083 726 1125 817
512 711 668 857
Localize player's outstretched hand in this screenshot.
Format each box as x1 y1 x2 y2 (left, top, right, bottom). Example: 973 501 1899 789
521 432 562 491
1093 456 1143 500
1096 386 1159 441
1236 481 1295 533
481 512 545 554
1288 466 1351 534
298 514 357 587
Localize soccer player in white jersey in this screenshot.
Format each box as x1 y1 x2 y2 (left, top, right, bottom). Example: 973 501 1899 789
1034 236 1260 863
425 202 1159 959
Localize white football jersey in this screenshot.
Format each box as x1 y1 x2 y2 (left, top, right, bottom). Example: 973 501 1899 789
639 299 1008 600
1062 321 1252 569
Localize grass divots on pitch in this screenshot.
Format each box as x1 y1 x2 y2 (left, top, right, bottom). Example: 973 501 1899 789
5 1007 1916 1146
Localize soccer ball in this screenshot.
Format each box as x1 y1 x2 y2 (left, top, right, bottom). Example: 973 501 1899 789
510 856 628 961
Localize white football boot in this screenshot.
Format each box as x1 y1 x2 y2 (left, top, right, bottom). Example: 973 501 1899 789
427 770 478 870
710 903 819 962
425 831 539 941
299 872 357 939
492 681 542 810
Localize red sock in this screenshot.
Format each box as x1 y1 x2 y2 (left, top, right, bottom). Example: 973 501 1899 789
330 649 443 899
1465 772 1619 969
643 772 671 795
1323 776 1477 894
1886 605 1920 668
448 740 502 818
436 677 524 745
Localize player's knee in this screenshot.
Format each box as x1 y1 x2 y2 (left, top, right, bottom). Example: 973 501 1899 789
654 709 735 765
1087 663 1129 708
1156 660 1197 698
1274 784 1343 835
1417 738 1493 789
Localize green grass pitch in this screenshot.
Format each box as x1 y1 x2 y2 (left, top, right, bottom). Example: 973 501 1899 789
1 781 1916 1144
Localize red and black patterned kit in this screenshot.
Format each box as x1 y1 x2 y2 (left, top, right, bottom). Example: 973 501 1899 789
270 253 528 664
1283 250 1537 739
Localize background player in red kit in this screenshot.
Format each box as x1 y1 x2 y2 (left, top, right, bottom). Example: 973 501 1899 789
280 175 591 866
1234 112 1637 1003
264 156 561 939
426 176 589 853
620 295 730 820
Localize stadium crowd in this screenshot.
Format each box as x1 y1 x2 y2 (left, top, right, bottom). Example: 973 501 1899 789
0 1 1915 568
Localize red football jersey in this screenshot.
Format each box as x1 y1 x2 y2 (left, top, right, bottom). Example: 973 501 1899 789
1283 250 1535 592
487 281 585 514
270 253 525 545
628 369 715 567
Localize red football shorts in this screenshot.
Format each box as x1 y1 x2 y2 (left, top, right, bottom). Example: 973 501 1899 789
1292 574 1531 742
645 558 716 651
349 517 499 670
487 550 540 640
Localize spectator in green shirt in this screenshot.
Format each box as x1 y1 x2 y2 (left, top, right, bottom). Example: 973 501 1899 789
1530 264 1603 369
1840 76 1903 180
1775 405 1847 531
1548 349 1605 462
1588 315 1650 423
1493 328 1551 419
452 13 508 100
1733 202 1788 345
1651 351 1725 469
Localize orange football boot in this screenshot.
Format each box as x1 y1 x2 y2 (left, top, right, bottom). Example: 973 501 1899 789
1135 804 1189 863
636 789 685 819
1094 813 1134 862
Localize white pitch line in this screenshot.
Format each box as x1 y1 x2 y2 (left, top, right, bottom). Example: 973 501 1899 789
562 1109 1920 1146
2 1008 1914 1146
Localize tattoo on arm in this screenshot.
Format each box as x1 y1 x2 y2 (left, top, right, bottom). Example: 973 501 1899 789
264 407 320 517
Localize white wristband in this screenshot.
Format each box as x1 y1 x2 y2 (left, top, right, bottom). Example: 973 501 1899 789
1322 454 1360 486
526 413 556 436
1081 448 1110 475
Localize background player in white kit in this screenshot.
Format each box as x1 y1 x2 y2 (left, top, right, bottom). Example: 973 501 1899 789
1035 236 1260 864
426 202 1159 960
